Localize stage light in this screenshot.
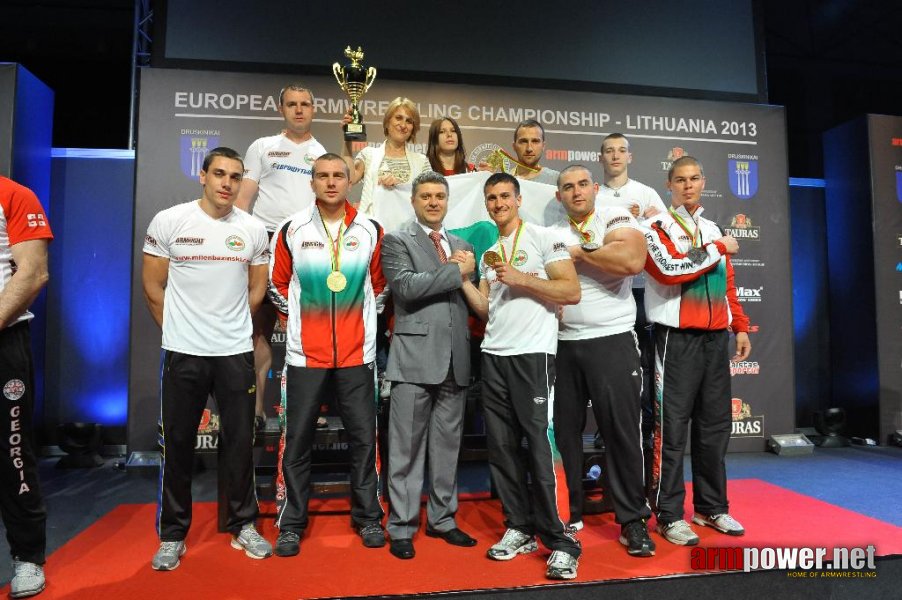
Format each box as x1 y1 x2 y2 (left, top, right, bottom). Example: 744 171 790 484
767 433 815 456
56 422 104 468
813 408 851 447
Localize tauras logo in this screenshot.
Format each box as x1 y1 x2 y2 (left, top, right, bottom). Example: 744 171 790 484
731 398 763 437
724 214 760 240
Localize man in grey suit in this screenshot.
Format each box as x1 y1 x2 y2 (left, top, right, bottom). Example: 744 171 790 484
381 171 479 560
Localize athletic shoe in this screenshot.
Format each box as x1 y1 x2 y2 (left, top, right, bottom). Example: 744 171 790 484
151 540 186 571
10 561 45 598
275 531 301 557
619 519 656 556
486 528 538 560
358 523 387 548
379 378 392 400
693 513 745 536
656 519 699 546
231 522 273 559
545 550 578 580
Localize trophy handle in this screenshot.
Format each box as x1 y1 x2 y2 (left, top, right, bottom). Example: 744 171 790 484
363 67 377 94
332 63 346 88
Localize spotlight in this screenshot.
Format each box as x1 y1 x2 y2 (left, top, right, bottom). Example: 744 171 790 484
813 408 850 448
57 422 104 468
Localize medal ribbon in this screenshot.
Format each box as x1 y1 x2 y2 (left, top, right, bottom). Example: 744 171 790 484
568 210 595 243
669 207 701 248
498 220 524 264
319 208 345 272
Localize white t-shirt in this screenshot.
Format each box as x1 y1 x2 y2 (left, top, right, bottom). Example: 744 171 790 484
551 207 639 341
597 178 665 288
480 221 571 356
243 134 327 231
144 201 269 356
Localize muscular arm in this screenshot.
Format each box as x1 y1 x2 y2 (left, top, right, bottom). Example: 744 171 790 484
142 253 170 328
0 240 50 329
460 278 489 321
248 263 268 316
569 227 647 276
234 178 259 212
494 258 580 305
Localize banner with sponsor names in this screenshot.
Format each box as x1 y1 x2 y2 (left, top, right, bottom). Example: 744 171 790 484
128 67 793 452
867 115 902 442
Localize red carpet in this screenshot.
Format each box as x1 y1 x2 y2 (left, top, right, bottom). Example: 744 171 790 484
6 479 901 599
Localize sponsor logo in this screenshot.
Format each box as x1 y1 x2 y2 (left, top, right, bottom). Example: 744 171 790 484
180 133 220 179
736 286 763 302
344 236 360 251
690 544 877 576
552 242 567 253
174 236 204 246
728 158 759 199
730 360 760 376
606 216 632 228
26 213 47 228
660 147 686 171
512 249 528 267
3 379 25 401
730 258 766 268
267 151 290 158
893 138 902 146
301 240 325 249
723 214 760 240
144 235 158 248
195 408 220 450
270 162 312 175
303 153 317 165
533 396 547 405
731 398 763 437
225 235 245 252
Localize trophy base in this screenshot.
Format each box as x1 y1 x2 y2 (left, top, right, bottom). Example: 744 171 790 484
343 123 367 142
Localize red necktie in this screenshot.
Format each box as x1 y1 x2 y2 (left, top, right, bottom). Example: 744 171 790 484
429 230 447 263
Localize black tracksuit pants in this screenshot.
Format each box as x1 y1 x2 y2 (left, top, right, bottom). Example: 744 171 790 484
650 326 731 524
555 331 651 525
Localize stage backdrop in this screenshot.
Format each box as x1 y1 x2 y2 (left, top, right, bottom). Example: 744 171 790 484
128 67 793 453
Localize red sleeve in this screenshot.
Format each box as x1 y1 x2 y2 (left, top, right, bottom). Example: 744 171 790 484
370 223 386 297
644 222 722 285
725 255 749 333
268 222 293 318
1 181 53 245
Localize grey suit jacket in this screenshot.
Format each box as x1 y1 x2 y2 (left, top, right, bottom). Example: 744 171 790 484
382 219 476 387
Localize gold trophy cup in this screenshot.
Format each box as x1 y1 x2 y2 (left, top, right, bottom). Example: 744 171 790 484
333 46 377 141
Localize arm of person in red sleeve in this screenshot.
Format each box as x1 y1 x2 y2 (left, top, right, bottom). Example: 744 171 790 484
725 255 752 360
0 184 52 328
643 221 737 285
369 222 387 298
268 220 293 325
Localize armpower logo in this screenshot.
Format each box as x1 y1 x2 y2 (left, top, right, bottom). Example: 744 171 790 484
301 241 325 249
606 216 632 229
174 237 205 246
267 151 290 158
552 242 567 253
144 235 157 247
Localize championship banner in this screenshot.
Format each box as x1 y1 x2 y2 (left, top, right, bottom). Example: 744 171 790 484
128 67 793 453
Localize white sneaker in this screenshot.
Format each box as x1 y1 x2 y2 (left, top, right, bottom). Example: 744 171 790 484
231 522 273 559
545 550 578 580
486 528 537 560
10 561 45 598
656 519 700 546
693 513 745 536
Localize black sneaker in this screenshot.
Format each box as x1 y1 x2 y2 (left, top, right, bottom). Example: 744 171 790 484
619 519 655 557
275 531 301 557
358 523 386 548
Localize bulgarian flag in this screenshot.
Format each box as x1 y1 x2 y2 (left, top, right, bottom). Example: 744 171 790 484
370 171 565 271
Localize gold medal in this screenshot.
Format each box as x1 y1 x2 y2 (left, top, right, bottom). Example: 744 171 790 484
326 271 347 292
483 250 502 266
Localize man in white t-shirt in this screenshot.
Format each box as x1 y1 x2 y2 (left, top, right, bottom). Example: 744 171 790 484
596 133 666 461
143 147 272 571
235 84 327 427
551 164 654 557
459 172 581 581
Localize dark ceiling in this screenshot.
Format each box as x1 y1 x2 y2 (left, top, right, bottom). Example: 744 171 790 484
1 0 900 178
